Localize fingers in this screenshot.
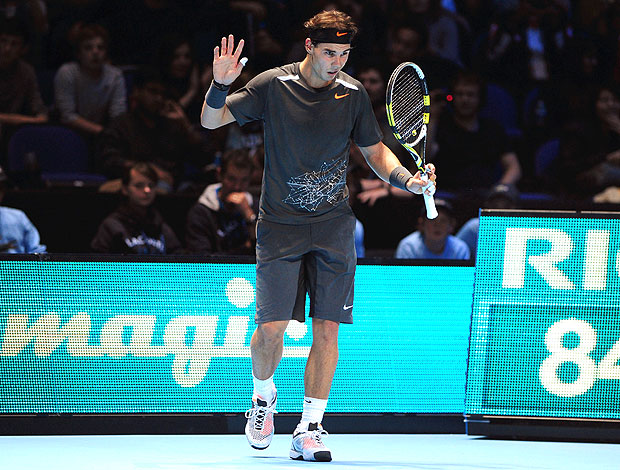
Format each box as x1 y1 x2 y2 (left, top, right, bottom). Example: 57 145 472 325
233 38 245 61
219 35 243 58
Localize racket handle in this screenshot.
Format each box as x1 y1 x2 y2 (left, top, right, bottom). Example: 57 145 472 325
423 192 438 219
420 173 438 219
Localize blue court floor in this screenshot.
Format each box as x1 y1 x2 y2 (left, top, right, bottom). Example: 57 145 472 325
0 434 618 470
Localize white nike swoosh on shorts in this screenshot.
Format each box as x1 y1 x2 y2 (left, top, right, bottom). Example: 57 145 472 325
343 305 353 310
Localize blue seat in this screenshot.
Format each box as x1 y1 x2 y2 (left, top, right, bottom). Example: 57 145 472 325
7 125 107 186
534 138 560 178
479 83 522 138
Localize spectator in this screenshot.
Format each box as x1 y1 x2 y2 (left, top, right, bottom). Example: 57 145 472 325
185 148 256 255
90 162 182 254
395 198 470 259
550 83 620 199
399 0 465 66
97 66 209 192
0 165 46 253
157 33 209 123
456 182 519 259
0 0 47 67
0 17 47 163
386 20 461 91
430 69 521 195
53 23 127 140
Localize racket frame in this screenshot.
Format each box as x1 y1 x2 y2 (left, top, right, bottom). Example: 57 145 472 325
385 61 437 219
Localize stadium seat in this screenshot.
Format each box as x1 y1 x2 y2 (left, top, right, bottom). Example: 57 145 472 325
534 138 560 178
7 125 107 187
479 83 522 138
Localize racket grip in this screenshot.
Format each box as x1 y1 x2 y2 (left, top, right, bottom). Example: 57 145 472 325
419 173 438 219
423 192 438 219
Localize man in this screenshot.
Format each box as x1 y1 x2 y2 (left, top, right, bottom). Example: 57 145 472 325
395 198 469 260
201 10 436 462
0 18 47 162
90 162 182 254
185 148 256 254
431 69 521 194
54 23 126 138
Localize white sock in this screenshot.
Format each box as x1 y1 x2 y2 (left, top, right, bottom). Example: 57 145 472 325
252 373 275 403
298 396 328 430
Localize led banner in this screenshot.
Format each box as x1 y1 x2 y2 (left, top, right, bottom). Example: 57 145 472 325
466 211 620 420
0 257 473 414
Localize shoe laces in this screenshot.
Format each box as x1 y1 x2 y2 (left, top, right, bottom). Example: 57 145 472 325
304 426 328 446
311 428 328 444
245 400 277 431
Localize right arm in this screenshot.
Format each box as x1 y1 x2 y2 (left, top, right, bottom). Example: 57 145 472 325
200 34 245 130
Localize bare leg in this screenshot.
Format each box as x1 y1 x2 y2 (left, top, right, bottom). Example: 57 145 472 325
250 320 289 380
304 318 340 399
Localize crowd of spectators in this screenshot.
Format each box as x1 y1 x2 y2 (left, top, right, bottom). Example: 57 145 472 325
0 0 619 258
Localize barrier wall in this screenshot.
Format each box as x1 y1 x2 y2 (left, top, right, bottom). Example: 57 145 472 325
3 210 619 439
466 210 620 428
0 255 474 415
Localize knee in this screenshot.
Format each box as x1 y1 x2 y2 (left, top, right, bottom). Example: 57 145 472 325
312 319 340 346
255 321 287 346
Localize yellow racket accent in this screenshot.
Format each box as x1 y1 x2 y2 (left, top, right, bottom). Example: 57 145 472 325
386 103 394 126
423 95 430 106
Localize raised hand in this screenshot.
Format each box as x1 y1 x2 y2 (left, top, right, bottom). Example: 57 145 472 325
213 34 245 86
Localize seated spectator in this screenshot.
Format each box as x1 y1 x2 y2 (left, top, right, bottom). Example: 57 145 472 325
550 83 620 199
431 69 521 195
0 17 47 161
90 162 182 254
0 165 46 253
456 183 519 260
386 20 461 91
97 66 209 192
185 149 256 255
157 33 209 124
53 23 126 139
0 0 47 67
395 198 470 260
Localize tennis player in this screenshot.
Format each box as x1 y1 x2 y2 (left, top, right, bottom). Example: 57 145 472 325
201 10 436 462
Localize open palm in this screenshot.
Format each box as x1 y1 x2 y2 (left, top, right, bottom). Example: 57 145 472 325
213 34 245 86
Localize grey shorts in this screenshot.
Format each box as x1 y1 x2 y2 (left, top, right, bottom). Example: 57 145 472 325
255 212 356 324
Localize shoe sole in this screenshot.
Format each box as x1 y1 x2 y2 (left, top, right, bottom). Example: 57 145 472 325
289 449 332 462
245 426 272 450
250 443 269 450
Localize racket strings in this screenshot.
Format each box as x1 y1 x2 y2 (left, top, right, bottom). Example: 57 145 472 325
391 70 425 144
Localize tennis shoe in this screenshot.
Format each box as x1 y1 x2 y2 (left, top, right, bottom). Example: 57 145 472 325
244 392 277 450
289 422 332 462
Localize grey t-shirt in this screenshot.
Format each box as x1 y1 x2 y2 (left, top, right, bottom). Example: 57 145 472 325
227 62 382 224
54 62 127 126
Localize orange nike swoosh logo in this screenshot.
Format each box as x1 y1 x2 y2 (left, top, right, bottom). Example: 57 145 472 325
336 31 348 37
335 93 349 99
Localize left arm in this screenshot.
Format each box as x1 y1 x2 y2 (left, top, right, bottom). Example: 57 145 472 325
358 141 435 194
499 151 521 185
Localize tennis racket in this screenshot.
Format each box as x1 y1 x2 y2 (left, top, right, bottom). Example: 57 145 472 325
386 62 437 219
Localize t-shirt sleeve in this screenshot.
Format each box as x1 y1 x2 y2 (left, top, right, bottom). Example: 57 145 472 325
54 64 79 124
226 70 273 126
351 85 383 148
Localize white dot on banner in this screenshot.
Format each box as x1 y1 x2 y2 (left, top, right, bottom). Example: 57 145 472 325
225 277 255 308
285 321 307 340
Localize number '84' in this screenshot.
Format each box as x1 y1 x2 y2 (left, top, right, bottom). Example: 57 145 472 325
539 319 620 398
